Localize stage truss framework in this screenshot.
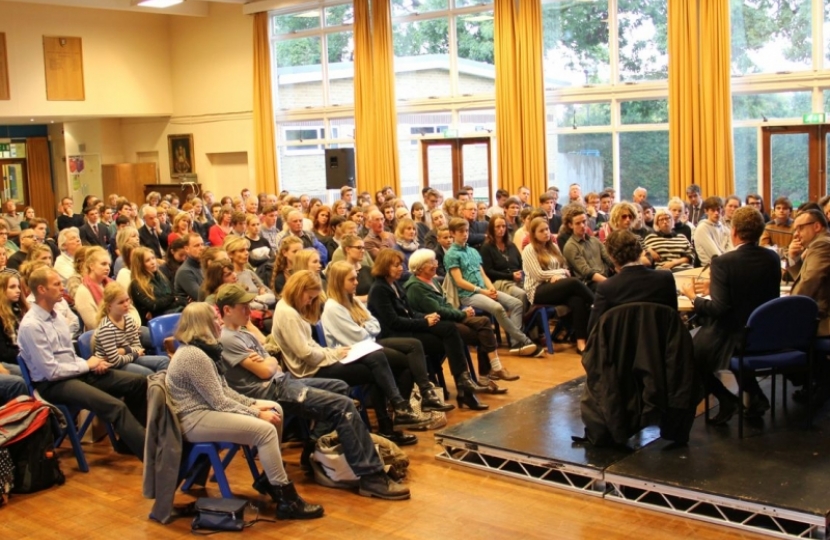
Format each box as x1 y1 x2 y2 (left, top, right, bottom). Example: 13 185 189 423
436 435 829 540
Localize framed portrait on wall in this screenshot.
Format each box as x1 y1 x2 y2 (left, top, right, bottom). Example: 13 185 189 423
168 134 194 178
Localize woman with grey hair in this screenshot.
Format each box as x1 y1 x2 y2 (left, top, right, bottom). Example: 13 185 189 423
644 209 694 271
403 249 519 390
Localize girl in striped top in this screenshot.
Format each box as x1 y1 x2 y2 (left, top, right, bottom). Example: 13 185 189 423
93 282 170 376
522 217 595 354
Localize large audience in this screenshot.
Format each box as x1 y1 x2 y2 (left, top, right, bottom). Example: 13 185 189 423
2 181 829 519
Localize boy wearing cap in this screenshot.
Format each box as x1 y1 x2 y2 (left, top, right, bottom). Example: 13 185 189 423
215 284 409 500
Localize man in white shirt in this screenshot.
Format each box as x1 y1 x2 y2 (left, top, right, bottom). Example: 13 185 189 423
18 266 147 460
693 196 732 265
54 227 82 285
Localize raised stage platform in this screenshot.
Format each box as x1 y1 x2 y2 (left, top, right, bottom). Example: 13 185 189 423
436 378 830 539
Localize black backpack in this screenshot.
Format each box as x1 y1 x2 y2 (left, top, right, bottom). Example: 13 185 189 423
3 405 65 494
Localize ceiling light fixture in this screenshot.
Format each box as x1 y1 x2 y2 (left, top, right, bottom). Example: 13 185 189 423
134 0 184 8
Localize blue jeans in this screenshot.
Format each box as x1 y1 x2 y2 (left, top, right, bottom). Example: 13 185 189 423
0 372 28 402
268 375 383 477
119 355 170 376
461 291 531 347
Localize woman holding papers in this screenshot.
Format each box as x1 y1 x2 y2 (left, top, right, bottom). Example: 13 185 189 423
272 270 428 444
322 261 454 415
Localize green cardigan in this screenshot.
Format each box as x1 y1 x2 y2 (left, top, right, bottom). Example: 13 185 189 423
402 275 467 322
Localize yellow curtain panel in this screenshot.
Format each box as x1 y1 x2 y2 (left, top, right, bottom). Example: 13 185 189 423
494 0 547 200
668 0 734 199
354 0 401 198
253 12 279 194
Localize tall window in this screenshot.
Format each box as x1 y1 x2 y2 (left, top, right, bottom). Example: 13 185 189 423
392 0 495 205
731 0 830 203
270 3 355 198
543 0 670 205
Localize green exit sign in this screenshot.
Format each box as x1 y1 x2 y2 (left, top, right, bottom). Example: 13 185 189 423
803 113 825 124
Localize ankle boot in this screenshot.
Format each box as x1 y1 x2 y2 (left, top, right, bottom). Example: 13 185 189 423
455 374 489 411
269 480 324 520
420 384 455 412
392 400 430 427
456 371 488 393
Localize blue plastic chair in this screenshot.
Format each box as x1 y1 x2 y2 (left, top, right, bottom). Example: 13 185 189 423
179 442 260 498
523 305 567 355
16 355 102 472
730 296 819 438
77 330 94 359
148 313 181 355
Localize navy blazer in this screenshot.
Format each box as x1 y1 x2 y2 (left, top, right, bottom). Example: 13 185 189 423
79 222 109 248
467 219 488 249
588 265 678 333
139 225 164 259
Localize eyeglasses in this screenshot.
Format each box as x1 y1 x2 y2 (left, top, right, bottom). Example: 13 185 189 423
795 221 818 231
349 245 365 251
620 214 633 220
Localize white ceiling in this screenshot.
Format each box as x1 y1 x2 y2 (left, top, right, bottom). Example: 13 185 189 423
3 0 252 17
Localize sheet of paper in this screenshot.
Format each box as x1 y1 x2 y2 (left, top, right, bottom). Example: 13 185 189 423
340 339 383 364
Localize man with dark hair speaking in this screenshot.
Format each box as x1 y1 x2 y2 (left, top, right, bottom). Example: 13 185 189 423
682 206 781 425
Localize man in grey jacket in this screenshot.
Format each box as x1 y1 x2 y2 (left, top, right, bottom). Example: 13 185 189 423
215 284 409 501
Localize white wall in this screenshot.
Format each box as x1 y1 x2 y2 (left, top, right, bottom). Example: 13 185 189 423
0 1 174 119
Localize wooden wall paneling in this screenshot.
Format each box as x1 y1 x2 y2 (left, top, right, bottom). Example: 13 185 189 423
102 164 145 206
25 137 56 223
0 33 9 100
43 36 84 101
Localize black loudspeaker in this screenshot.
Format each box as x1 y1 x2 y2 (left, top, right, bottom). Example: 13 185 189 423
325 148 356 190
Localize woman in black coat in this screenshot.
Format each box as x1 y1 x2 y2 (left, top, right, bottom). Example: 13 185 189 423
367 249 488 410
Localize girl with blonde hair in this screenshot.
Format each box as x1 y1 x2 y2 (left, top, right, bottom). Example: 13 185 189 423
271 236 303 296
93 282 169 376
129 247 187 325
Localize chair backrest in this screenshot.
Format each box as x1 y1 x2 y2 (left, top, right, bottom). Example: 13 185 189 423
16 355 35 396
77 330 95 359
148 313 181 354
744 296 818 353
313 321 327 346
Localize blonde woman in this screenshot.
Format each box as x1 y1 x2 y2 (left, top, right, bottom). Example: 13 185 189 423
225 236 275 309
166 302 323 520
168 212 192 245
74 247 141 331
129 247 187 325
273 270 427 443
93 282 169 376
292 248 326 298
323 261 453 417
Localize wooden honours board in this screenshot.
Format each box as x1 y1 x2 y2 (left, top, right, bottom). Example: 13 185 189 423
0 33 9 100
43 36 84 101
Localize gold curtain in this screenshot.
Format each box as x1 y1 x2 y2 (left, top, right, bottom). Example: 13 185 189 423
253 12 279 194
668 0 734 199
354 0 401 197
494 0 547 199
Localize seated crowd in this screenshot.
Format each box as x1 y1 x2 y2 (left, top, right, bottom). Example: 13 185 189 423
1 181 829 519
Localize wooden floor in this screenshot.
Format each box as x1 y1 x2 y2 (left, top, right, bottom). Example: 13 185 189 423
1 344 767 540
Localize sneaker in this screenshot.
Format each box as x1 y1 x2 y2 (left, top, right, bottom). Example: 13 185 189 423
532 346 546 358
509 343 537 356
489 368 520 381
376 430 418 446
359 472 410 500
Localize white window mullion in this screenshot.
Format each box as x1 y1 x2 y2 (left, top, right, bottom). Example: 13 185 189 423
608 0 620 86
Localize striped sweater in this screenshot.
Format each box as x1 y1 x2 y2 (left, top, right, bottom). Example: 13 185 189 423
94 315 143 367
644 232 695 270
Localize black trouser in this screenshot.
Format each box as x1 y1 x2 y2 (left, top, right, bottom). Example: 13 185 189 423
400 321 469 378
36 371 147 461
315 350 403 423
454 316 498 376
378 337 430 400
533 278 595 340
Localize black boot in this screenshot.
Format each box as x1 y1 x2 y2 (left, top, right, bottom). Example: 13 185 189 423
253 476 324 520
420 384 455 412
392 400 431 428
455 373 489 411
456 371 489 393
